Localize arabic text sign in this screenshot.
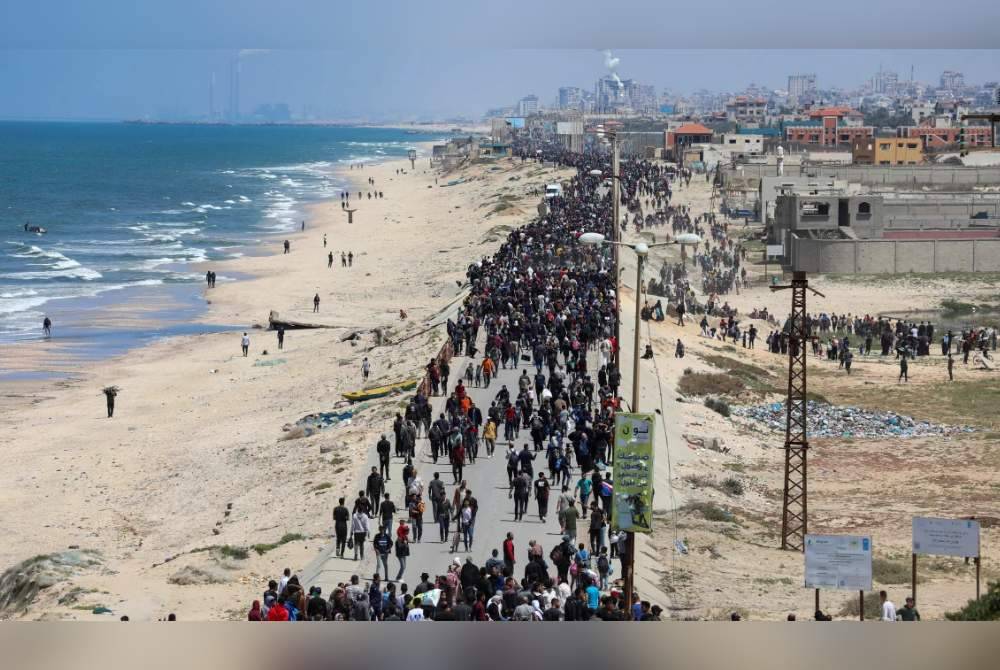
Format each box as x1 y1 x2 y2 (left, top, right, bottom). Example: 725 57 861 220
612 413 655 534
804 534 872 591
912 517 980 557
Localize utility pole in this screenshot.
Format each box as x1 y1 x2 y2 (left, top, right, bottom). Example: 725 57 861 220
770 271 823 552
623 244 646 614
611 130 621 368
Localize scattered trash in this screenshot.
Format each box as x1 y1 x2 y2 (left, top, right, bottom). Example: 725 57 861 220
734 401 975 439
281 403 370 440
253 358 286 367
92 607 113 615
674 540 689 555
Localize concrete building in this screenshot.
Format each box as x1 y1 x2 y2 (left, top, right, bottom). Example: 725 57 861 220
518 95 539 117
722 133 764 156
940 70 965 90
898 125 993 151
787 74 816 100
725 96 767 123
666 123 713 153
770 192 1000 274
558 87 582 110
785 107 873 147
852 137 924 165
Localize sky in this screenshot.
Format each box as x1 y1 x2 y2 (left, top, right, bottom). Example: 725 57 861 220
0 1 997 121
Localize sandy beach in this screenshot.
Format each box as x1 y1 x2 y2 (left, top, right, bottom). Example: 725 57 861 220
0 151 574 620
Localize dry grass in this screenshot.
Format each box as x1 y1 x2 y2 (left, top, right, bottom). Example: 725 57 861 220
678 372 745 397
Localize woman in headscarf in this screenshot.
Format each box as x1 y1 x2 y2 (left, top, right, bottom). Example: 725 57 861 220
248 600 263 621
487 592 505 621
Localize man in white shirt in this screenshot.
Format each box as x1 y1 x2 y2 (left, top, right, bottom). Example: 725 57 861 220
880 590 897 621
241 332 250 357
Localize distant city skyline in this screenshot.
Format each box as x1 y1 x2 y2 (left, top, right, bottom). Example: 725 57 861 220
0 49 996 122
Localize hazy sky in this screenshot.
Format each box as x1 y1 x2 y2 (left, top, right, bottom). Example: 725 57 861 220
0 1 997 121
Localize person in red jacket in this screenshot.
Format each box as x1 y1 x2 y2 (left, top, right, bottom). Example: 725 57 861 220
266 599 289 621
503 532 515 574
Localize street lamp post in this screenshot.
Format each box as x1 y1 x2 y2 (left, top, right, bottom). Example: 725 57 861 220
579 230 701 613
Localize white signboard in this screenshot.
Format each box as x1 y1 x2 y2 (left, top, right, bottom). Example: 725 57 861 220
912 517 980 557
804 534 873 591
766 244 784 257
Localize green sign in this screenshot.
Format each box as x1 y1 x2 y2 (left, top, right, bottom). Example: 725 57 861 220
612 413 655 534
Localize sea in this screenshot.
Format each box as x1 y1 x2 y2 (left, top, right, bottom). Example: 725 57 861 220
0 122 443 373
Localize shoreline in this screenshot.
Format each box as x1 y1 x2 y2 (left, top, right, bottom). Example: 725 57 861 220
0 148 575 620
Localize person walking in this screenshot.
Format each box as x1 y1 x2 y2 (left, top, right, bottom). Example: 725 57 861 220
534 472 551 523
394 535 410 582
436 493 452 543
333 497 350 557
328 251 334 268
42 317 52 337
899 355 908 383
362 357 371 381
283 239 290 254
276 327 285 351
351 508 370 561
241 332 250 357
373 526 393 580
313 293 320 313
947 353 954 381
880 591 897 622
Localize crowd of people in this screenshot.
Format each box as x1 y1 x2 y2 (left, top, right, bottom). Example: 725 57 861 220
245 142 674 622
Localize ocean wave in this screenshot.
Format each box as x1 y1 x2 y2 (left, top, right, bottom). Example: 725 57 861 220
0 267 102 281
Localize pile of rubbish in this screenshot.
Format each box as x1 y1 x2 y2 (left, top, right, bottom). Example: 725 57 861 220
281 402 370 440
733 401 975 439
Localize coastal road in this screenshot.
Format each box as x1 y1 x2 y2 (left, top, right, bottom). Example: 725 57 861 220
303 343 574 594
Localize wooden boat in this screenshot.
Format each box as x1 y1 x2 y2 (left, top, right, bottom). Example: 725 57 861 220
342 379 418 402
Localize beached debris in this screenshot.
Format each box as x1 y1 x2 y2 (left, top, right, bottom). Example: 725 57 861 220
733 400 975 439
267 310 333 331
281 403 370 440
0 550 102 615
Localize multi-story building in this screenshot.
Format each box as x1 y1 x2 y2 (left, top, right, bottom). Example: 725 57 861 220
725 96 767 122
558 87 582 110
595 75 625 113
629 83 657 114
784 107 873 146
898 125 993 150
852 137 924 165
518 95 539 116
787 74 816 100
940 70 965 90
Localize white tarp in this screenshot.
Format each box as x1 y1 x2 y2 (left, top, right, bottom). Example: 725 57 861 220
912 517 980 557
766 244 784 257
804 534 872 591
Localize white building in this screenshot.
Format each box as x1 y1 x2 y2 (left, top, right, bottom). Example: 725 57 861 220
722 133 765 156
518 95 539 116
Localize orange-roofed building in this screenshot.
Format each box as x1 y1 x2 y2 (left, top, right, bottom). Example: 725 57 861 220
666 123 714 151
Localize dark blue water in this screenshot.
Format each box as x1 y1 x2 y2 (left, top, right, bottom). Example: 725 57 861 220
0 122 442 347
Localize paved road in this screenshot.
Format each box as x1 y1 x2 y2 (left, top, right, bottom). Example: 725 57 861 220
303 343 588 593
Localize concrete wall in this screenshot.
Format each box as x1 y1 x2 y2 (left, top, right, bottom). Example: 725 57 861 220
789 237 1000 274
894 241 935 273
730 164 1000 186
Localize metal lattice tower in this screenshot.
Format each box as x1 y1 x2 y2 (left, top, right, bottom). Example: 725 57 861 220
771 271 823 552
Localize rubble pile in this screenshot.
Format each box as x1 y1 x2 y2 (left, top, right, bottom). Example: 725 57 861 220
733 401 975 439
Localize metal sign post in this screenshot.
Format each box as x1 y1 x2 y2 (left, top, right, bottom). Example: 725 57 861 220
912 517 981 608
